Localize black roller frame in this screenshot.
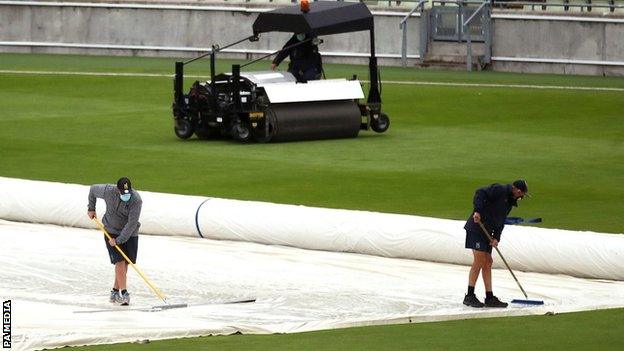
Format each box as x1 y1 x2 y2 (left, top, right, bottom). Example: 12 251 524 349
173 34 258 118
173 2 386 140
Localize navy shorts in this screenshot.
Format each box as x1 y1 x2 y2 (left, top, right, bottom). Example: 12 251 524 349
104 235 138 264
465 230 492 253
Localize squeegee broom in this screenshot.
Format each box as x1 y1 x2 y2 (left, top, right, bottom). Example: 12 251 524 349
93 218 187 310
477 222 544 305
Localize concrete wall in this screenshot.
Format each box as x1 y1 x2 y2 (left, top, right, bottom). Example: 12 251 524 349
2 2 624 75
0 2 422 66
491 15 624 76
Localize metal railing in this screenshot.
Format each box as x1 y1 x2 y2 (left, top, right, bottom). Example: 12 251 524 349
463 0 490 70
490 1 623 13
430 0 624 13
429 1 489 42
400 0 427 67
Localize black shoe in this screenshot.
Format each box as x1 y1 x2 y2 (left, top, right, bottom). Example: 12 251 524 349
485 296 508 308
463 294 484 308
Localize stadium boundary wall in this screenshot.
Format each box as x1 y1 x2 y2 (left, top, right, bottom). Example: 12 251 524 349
0 1 422 66
0 1 623 75
491 13 624 76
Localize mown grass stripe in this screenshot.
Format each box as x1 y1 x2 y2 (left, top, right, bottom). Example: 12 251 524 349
2 69 623 92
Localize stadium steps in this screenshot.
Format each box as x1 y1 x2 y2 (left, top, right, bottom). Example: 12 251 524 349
417 41 487 70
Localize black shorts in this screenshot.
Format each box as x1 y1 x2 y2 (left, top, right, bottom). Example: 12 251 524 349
104 235 138 264
465 230 492 253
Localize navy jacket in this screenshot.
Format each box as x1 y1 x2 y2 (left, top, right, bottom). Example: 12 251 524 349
464 183 518 240
272 34 322 76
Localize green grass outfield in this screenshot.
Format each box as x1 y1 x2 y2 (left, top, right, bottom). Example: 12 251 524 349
1 53 623 350
68 308 624 351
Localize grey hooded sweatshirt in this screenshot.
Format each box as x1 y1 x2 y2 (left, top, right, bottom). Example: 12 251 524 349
88 184 142 244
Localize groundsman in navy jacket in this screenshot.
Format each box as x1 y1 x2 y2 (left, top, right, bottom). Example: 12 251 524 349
462 180 529 309
464 183 519 240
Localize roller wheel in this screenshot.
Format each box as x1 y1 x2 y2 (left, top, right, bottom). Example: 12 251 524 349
371 112 390 133
231 118 252 143
174 119 194 139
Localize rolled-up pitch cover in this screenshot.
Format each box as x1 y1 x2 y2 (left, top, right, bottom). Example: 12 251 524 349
3 177 624 281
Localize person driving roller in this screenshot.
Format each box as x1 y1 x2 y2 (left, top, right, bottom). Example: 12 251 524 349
270 32 323 83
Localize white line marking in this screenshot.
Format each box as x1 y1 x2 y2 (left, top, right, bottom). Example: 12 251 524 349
378 80 624 92
0 69 172 78
1 70 623 92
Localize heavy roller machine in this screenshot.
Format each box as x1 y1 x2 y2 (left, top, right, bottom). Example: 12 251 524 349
172 1 389 142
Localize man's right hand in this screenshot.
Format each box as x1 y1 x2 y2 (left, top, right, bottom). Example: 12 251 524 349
270 63 277 71
87 210 96 219
472 212 481 223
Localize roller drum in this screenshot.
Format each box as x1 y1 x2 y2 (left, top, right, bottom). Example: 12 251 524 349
267 100 361 142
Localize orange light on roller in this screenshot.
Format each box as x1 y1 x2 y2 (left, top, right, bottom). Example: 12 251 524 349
301 0 310 13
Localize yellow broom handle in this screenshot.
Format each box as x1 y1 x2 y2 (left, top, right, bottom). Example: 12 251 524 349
93 217 167 303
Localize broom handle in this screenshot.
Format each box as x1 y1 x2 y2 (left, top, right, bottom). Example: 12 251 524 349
93 218 167 304
477 221 529 299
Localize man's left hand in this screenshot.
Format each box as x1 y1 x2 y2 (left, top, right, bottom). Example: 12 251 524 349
108 238 117 247
490 239 499 248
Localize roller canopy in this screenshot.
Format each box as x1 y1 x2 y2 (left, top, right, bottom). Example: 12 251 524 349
252 2 374 36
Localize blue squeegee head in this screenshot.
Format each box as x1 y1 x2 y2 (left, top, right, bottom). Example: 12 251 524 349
511 299 545 305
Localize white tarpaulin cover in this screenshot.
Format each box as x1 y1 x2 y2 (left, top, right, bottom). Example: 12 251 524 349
0 177 623 280
1 177 624 351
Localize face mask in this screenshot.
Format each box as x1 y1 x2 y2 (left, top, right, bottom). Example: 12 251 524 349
120 193 131 202
296 33 306 41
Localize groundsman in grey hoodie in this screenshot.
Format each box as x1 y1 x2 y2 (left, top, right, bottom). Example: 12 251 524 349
87 177 142 305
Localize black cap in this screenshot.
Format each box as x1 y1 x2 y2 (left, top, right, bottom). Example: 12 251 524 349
513 179 529 195
117 177 132 194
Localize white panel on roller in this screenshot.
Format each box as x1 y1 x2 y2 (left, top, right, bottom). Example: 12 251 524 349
263 79 365 103
239 71 297 85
